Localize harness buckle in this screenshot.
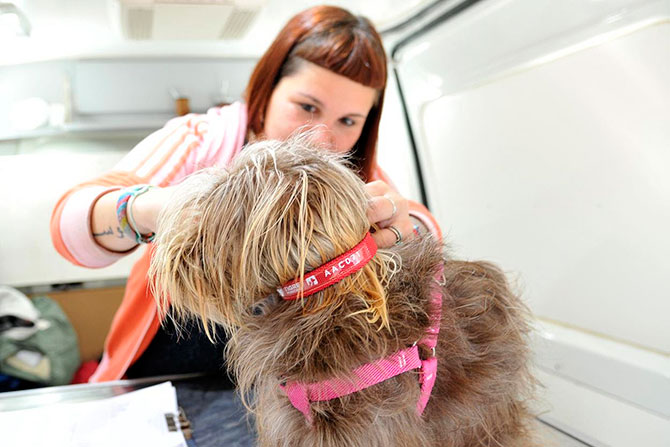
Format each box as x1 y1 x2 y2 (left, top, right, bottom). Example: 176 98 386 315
434 273 446 286
413 341 436 358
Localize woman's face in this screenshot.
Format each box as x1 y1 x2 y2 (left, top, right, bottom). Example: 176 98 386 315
263 61 377 154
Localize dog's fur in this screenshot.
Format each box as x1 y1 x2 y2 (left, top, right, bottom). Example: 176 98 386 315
150 138 539 447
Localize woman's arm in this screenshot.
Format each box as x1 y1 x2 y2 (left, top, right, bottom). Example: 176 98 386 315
90 186 175 252
50 103 248 267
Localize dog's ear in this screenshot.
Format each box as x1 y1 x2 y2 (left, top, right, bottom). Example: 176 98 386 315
149 168 246 337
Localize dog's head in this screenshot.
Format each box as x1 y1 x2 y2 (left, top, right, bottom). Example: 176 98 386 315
150 136 396 338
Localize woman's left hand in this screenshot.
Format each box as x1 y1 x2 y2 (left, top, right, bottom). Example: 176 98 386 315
365 180 414 248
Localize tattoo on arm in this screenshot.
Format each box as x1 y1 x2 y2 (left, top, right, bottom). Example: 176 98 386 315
93 226 126 239
93 226 113 237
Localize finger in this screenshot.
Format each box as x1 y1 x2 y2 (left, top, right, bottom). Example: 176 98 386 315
371 227 401 249
377 193 409 228
366 195 396 225
371 221 415 249
364 180 390 197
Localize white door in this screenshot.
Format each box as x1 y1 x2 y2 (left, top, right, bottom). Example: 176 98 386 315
379 0 670 445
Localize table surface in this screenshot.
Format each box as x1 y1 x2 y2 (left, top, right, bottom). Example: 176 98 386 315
0 375 590 447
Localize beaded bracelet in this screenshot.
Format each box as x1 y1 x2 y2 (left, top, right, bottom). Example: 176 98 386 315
116 185 156 244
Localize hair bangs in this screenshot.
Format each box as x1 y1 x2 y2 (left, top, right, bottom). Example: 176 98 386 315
292 29 386 90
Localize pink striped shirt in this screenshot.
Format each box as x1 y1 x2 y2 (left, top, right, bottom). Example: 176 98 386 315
51 102 248 268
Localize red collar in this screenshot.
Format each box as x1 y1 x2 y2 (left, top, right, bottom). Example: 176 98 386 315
277 233 377 300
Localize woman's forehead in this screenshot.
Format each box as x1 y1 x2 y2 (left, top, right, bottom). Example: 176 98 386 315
280 62 377 113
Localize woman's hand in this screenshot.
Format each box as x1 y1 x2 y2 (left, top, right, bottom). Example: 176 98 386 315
131 186 176 235
365 180 414 248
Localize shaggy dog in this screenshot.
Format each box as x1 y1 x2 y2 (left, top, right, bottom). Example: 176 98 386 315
150 138 538 447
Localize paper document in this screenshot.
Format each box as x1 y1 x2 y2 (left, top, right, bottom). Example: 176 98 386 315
0 381 187 447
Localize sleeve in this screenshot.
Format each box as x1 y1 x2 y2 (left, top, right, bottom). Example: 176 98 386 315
50 102 248 268
369 165 443 240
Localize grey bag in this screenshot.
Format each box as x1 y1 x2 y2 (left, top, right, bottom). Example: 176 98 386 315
0 288 80 386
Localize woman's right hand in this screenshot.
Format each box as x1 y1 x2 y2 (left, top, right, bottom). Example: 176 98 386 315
129 186 175 236
91 186 175 252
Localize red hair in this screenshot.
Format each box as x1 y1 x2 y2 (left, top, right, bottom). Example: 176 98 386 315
245 6 387 181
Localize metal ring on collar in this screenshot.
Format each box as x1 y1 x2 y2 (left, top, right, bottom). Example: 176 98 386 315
388 225 402 246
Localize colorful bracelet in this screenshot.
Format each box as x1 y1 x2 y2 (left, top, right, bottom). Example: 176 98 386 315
116 185 156 244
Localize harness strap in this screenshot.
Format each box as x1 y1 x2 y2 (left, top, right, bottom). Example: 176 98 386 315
418 273 443 413
280 256 444 423
281 346 422 423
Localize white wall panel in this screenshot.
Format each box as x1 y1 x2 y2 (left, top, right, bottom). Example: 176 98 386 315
0 136 146 287
419 21 670 353
394 0 670 353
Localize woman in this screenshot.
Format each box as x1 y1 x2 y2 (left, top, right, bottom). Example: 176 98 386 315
50 5 441 382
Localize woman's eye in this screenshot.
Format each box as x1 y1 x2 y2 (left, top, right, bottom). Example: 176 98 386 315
340 117 355 127
300 103 317 114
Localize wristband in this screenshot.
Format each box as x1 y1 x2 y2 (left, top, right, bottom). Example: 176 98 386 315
116 185 156 244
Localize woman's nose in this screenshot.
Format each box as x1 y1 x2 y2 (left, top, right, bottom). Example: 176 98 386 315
307 123 336 148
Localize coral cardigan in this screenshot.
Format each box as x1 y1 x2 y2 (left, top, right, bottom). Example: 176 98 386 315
50 102 441 382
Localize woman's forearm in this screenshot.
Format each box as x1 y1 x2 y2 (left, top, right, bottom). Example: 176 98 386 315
91 190 138 252
91 187 172 252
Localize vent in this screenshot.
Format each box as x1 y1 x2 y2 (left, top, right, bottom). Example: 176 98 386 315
117 0 265 40
124 7 153 40
219 8 257 40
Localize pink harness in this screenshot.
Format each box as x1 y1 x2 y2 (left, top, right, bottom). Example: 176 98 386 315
277 233 442 423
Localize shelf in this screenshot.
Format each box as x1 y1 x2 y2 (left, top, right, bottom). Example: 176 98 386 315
0 113 176 142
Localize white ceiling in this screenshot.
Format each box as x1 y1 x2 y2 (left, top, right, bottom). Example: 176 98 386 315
1 0 433 65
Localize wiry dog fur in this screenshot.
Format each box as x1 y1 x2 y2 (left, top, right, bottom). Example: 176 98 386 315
150 138 539 447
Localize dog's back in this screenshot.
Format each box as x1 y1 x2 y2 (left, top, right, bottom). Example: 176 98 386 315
426 248 536 446
231 236 537 447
